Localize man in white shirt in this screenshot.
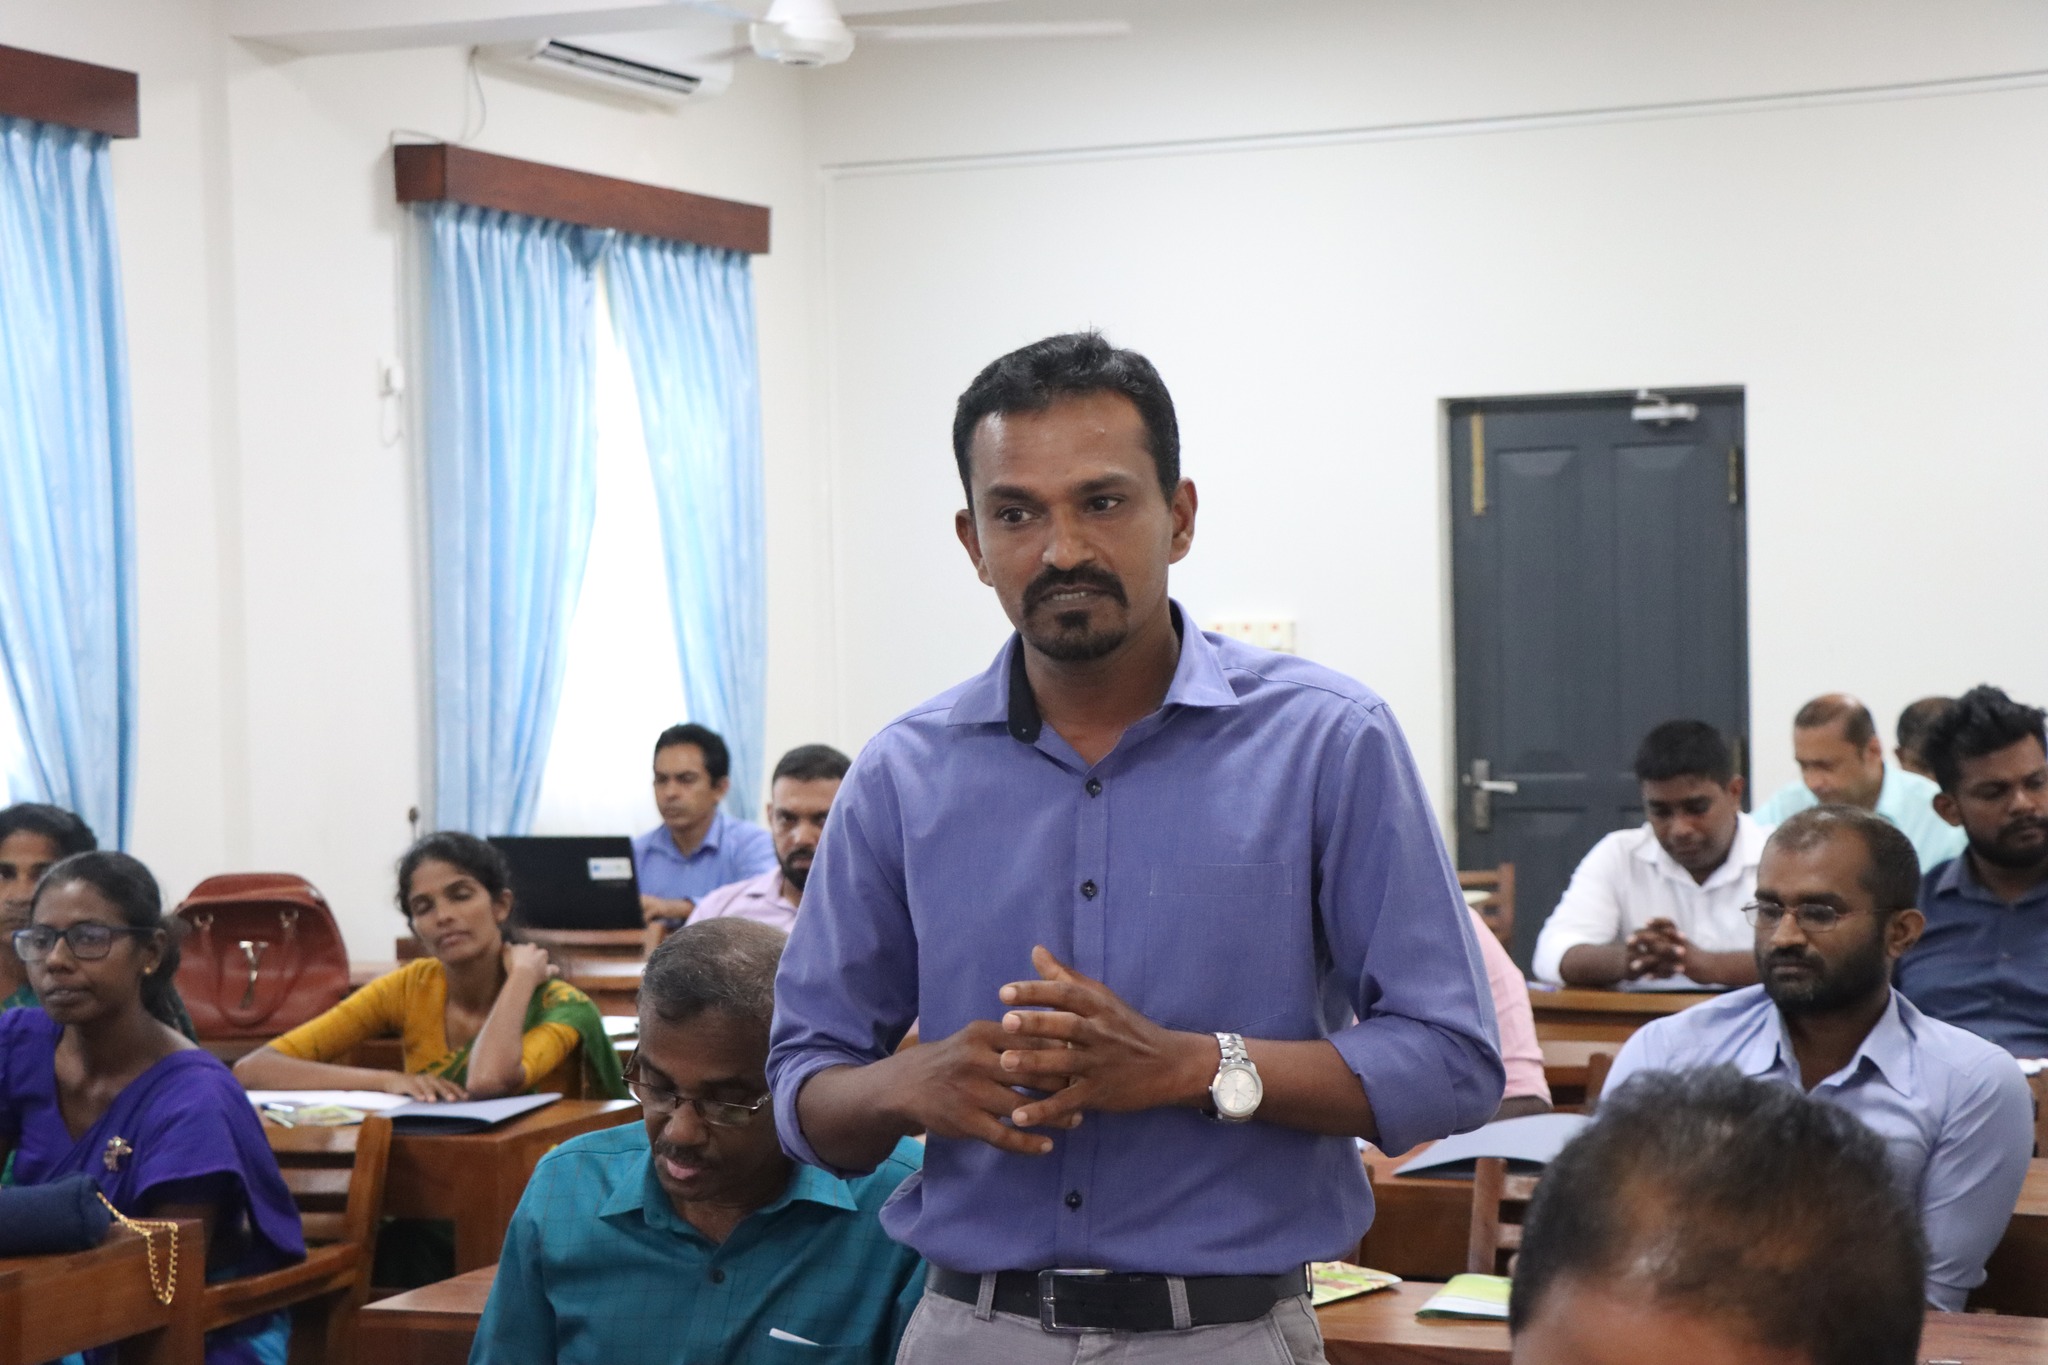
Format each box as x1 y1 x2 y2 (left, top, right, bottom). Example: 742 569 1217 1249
1533 721 1766 989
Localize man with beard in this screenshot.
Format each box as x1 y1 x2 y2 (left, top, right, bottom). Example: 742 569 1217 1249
471 919 926 1365
1896 686 2048 1057
691 745 851 933
1605 806 2031 1311
768 333 1501 1362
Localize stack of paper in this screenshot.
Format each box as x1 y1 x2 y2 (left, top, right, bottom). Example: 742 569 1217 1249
1394 1113 1590 1177
1416 1274 1511 1320
1309 1263 1400 1306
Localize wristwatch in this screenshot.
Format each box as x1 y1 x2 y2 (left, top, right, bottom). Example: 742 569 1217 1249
1207 1032 1263 1123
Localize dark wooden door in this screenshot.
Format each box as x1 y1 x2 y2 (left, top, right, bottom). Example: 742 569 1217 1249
1450 390 1748 968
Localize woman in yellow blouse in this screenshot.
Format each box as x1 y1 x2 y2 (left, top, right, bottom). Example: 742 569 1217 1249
234 832 624 1101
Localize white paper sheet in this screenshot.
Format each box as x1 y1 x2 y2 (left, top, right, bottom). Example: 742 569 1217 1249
245 1089 410 1112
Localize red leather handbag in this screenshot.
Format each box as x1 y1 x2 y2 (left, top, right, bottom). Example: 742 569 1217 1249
172 873 351 1040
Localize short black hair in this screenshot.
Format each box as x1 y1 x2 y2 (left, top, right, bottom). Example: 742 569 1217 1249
397 830 512 917
1794 695 1877 749
654 723 731 783
34 850 185 1031
1765 805 1920 911
1511 1067 1924 1365
0 804 98 858
950 331 1180 507
1895 696 1954 758
1921 684 2047 794
641 918 786 1032
771 744 851 786
1633 720 1735 785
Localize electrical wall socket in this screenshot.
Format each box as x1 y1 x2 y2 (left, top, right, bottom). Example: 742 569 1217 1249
1207 618 1297 654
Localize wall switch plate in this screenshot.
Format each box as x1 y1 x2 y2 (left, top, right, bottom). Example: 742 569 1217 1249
1207 618 1297 654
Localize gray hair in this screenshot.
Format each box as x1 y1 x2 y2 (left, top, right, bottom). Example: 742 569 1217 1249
641 918 786 1030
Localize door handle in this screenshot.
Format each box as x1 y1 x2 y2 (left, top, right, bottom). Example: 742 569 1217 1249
1463 759 1519 832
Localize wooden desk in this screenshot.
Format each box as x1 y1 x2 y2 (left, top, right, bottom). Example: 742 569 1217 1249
1317 1281 2048 1364
268 1100 638 1272
1975 1158 2048 1315
358 1264 495 1365
563 960 643 1017
1527 987 1715 1044
0 1222 205 1365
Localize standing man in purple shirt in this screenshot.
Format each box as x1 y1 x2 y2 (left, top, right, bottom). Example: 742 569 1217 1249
632 723 777 941
767 332 1503 1362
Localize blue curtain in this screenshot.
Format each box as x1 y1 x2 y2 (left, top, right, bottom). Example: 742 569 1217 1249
0 117 137 845
606 236 767 816
421 203 603 835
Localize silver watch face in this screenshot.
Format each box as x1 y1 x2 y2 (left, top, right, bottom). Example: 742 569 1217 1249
1213 1064 1262 1118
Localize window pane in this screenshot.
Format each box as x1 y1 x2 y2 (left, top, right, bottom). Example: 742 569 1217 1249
529 283 687 836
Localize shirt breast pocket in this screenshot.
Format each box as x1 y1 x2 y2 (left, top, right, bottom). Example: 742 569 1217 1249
1145 863 1306 1033
759 1333 872 1364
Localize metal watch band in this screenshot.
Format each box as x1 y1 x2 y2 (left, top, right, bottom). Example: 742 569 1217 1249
1215 1032 1250 1068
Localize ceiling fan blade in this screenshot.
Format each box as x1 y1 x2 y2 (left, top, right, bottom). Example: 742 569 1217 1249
850 19 1131 41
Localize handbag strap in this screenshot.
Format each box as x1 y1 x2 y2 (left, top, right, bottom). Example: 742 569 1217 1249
97 1192 180 1305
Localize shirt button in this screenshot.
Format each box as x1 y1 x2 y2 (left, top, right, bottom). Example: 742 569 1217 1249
1065 1190 1083 1210
1080 880 1098 900
709 1268 726 1284
1086 778 1103 797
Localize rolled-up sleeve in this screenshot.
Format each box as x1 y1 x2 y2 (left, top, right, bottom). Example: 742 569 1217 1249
767 750 921 1175
1920 1051 2034 1310
1316 705 1504 1155
1530 837 1628 985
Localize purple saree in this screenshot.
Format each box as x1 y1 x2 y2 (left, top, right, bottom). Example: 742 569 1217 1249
0 1008 305 1364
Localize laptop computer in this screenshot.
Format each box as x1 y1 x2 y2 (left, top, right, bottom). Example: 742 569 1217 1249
489 835 643 931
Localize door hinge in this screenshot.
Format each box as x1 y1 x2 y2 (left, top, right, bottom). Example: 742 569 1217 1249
1470 412 1487 517
1728 443 1744 506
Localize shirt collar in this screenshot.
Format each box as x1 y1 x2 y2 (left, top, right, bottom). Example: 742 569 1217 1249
696 810 727 854
1932 849 2048 908
946 600 1239 739
603 1142 860 1237
1631 812 1767 889
1739 989 1917 1098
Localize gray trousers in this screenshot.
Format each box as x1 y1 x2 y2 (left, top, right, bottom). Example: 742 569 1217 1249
894 1283 1329 1364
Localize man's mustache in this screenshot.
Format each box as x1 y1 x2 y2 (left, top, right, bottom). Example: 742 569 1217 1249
1024 565 1127 612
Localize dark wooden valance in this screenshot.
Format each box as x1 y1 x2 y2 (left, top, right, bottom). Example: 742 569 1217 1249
0 44 139 138
393 143 770 255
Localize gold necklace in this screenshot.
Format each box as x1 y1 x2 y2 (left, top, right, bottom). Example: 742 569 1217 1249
96 1193 179 1306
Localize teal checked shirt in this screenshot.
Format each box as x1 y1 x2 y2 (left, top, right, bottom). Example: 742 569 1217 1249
470 1125 926 1365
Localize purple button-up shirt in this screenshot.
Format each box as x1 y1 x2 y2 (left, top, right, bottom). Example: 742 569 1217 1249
767 607 1503 1275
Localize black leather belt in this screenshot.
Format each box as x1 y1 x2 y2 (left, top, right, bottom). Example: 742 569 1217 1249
929 1265 1309 1333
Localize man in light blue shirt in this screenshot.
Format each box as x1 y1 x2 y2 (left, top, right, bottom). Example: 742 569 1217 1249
1754 693 1965 871
1606 805 2031 1311
632 723 776 934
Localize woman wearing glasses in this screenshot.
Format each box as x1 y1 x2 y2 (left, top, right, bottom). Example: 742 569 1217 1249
234 831 626 1103
0 851 305 1365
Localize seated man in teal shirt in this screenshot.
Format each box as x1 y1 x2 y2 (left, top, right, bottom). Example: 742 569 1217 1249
472 919 925 1365
1755 693 1965 871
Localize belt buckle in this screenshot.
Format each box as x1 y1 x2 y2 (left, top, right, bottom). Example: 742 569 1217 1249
1038 1269 1114 1334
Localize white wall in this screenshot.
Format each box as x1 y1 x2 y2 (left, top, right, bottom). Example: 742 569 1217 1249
2 3 828 955
804 0 2048 837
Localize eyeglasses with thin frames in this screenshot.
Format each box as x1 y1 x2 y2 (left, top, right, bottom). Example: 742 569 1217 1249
624 1059 771 1129
11 923 155 963
1741 902 1879 934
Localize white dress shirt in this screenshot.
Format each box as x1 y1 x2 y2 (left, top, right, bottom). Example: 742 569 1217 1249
1531 813 1770 986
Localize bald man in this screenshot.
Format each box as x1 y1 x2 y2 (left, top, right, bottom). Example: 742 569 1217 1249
1754 694 1965 871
